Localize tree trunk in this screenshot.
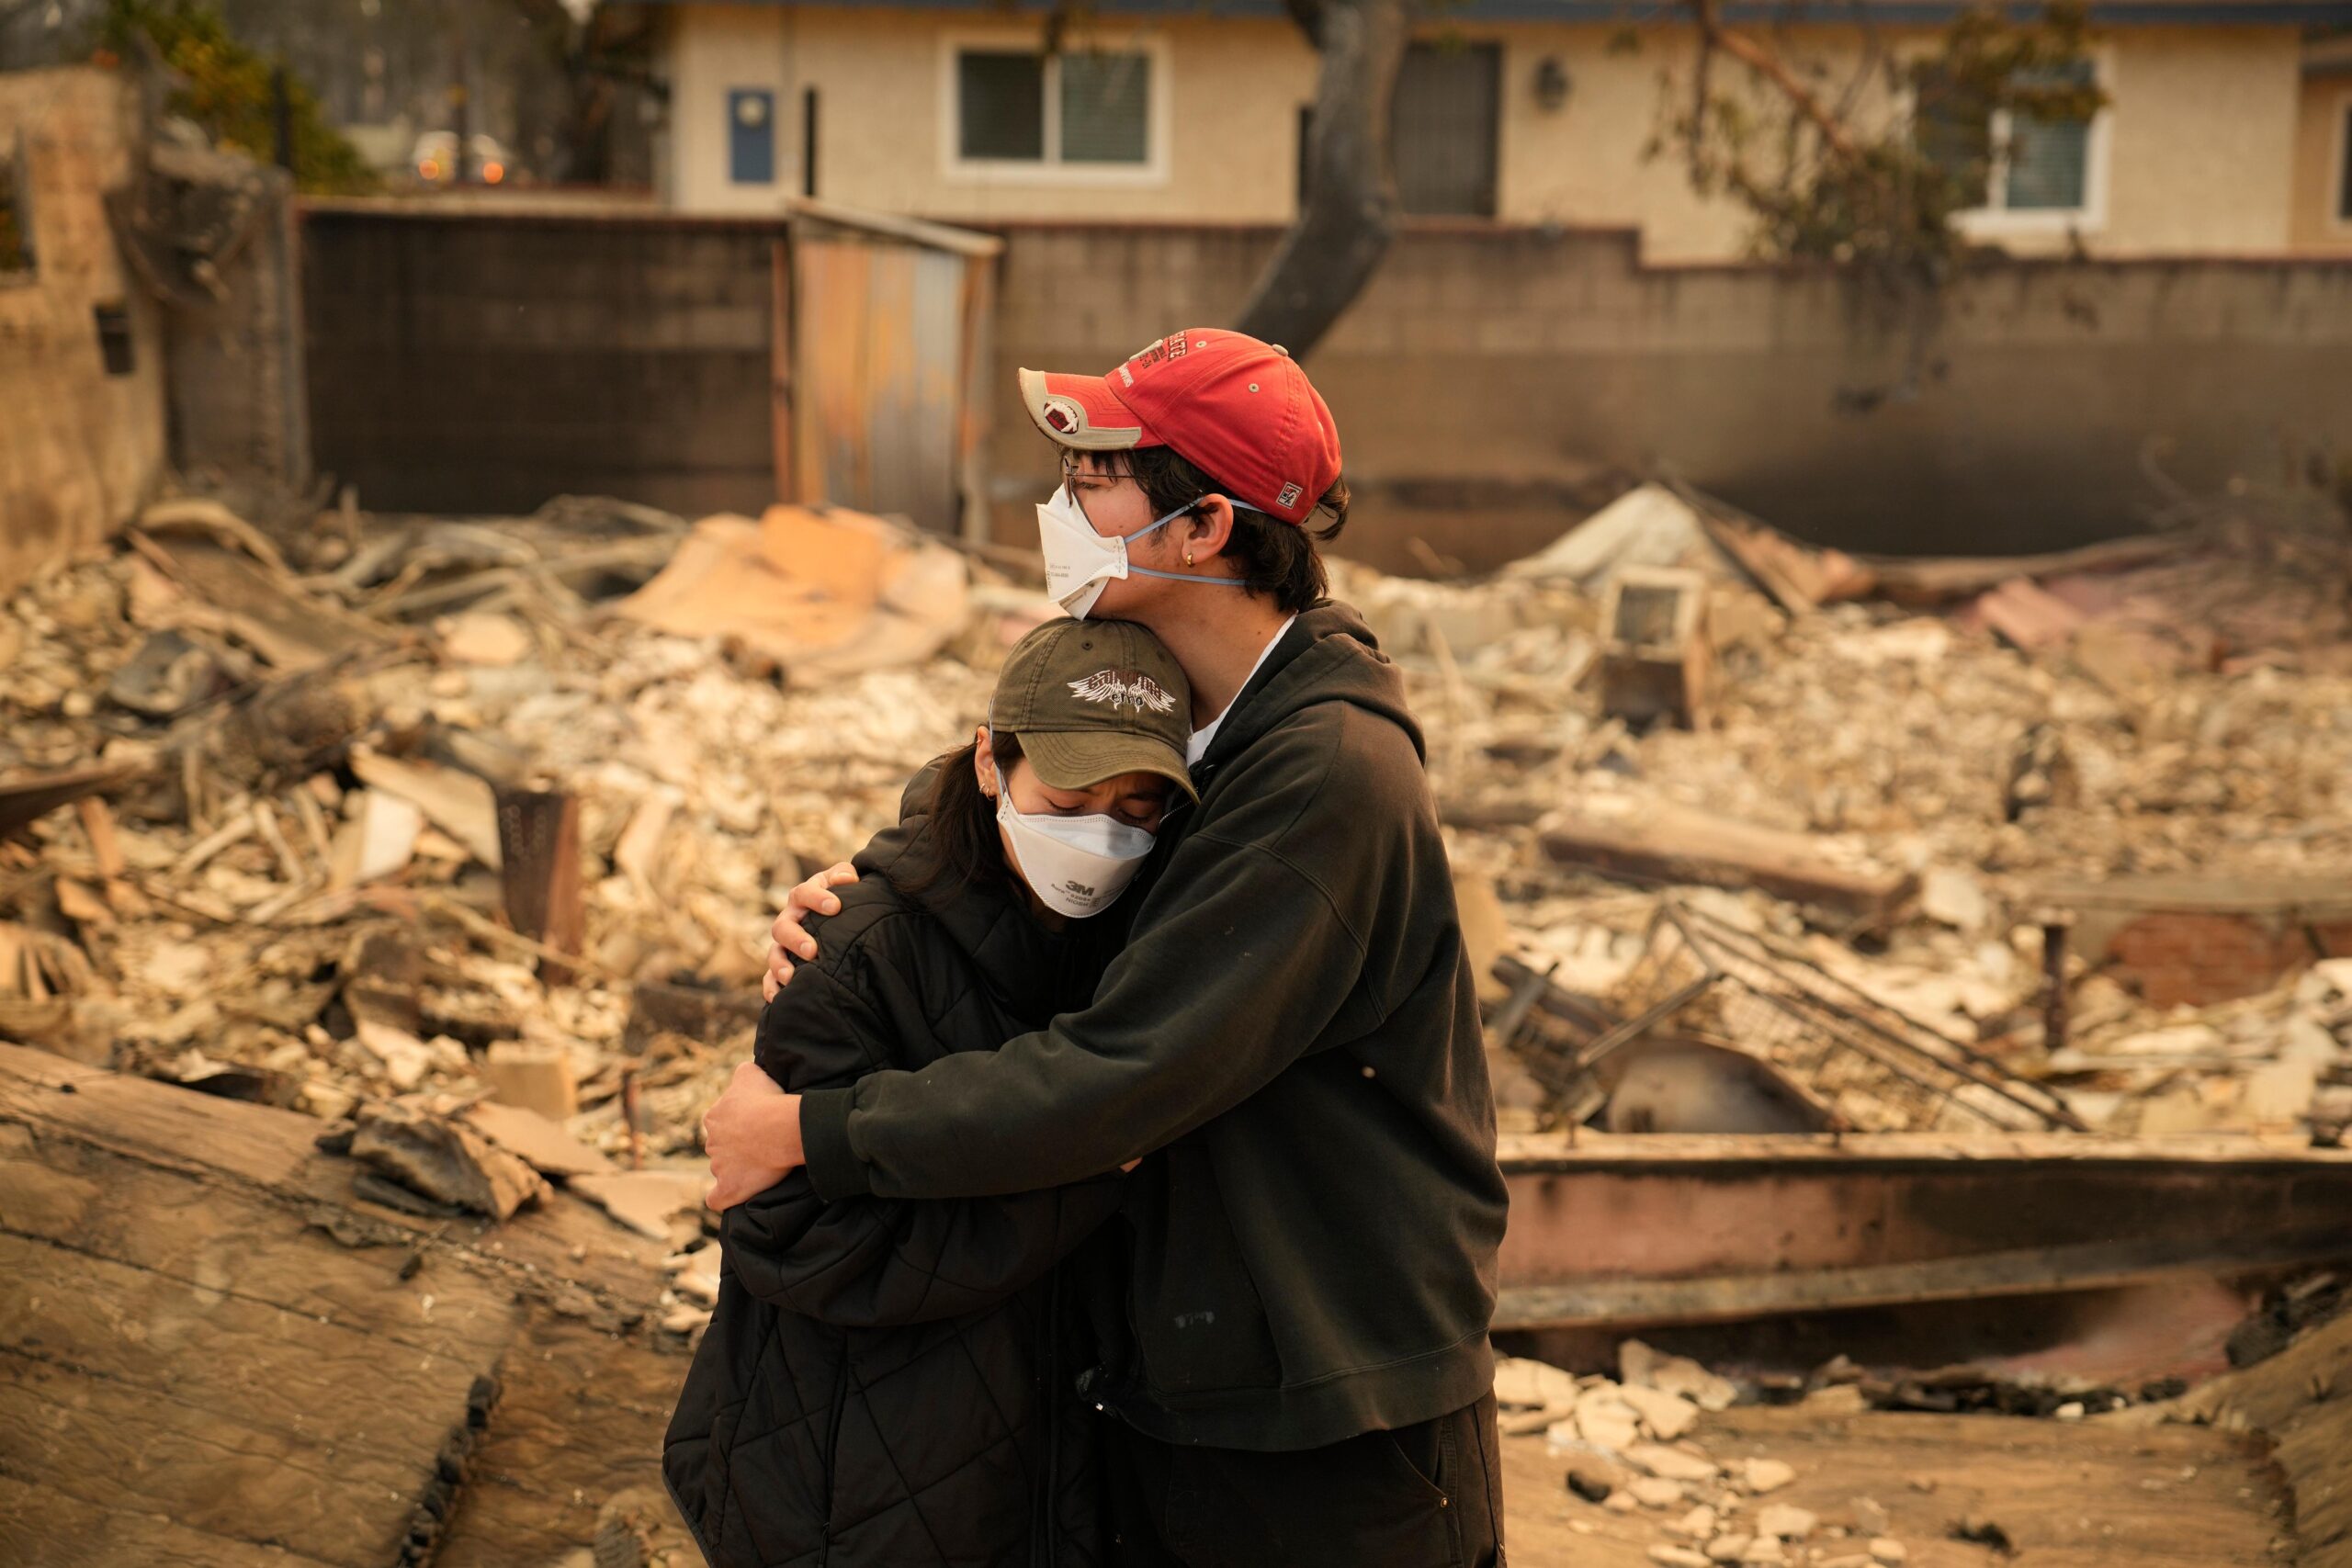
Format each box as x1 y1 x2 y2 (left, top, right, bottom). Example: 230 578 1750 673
1230 0 1409 360
552 67 615 184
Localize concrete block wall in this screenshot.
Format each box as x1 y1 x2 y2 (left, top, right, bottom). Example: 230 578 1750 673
0 68 166 594
981 222 2352 573
167 166 311 496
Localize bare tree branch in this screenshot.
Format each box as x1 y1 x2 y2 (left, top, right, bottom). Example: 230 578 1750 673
1685 0 1859 162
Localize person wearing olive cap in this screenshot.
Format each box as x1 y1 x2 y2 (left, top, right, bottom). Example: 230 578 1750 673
704 331 1509 1567
666 619 1196 1568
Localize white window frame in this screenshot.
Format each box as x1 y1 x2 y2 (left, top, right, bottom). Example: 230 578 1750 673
1911 45 2113 241
938 30 1170 187
2328 83 2352 235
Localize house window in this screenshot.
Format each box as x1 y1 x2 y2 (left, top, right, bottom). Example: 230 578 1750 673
1916 59 2100 221
2001 62 2095 210
953 46 1152 169
729 89 775 185
1393 42 1500 218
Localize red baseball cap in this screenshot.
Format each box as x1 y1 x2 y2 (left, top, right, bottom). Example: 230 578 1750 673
1018 329 1343 526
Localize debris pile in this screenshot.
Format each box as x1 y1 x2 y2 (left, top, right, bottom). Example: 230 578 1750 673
3 476 2349 1269
1337 483 2352 1139
0 493 1017 1341
1501 1344 1913 1567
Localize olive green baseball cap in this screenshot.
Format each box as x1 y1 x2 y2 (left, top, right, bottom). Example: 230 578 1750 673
989 618 1197 802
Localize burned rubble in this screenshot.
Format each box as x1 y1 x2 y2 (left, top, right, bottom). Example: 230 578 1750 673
6 480 2352 1291
3 478 2350 1565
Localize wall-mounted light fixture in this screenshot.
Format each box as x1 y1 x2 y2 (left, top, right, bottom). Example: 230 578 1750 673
1533 56 1571 113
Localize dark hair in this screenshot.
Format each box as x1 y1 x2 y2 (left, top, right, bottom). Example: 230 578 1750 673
1069 444 1349 616
899 733 1022 899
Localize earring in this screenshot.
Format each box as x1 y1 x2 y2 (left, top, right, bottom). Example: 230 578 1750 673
1184 549 1195 568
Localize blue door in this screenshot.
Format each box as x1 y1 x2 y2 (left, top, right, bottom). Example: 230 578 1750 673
729 90 775 185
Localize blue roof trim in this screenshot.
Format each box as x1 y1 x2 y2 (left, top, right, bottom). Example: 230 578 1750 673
634 0 2352 20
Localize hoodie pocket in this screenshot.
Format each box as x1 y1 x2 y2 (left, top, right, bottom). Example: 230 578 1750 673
1133 1152 1283 1397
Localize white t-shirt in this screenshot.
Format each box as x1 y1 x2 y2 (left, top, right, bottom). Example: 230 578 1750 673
1186 615 1297 767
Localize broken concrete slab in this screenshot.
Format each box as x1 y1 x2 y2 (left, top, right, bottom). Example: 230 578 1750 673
1624 1338 1740 1413
570 1168 709 1241
481 1040 580 1121
1625 1442 1722 1483
330 788 423 887
1919 867 1991 933
1627 1476 1690 1508
463 1099 613 1179
1755 1502 1817 1540
349 746 503 869
2239 1060 2319 1127
437 610 534 667
667 1243 723 1306
1577 1393 1644 1452
1619 1381 1702 1441
1494 1352 1584 1417
354 1017 436 1091
1666 1503 1718 1540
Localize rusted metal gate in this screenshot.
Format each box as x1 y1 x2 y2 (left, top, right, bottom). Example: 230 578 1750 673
788 207 997 538
301 197 998 533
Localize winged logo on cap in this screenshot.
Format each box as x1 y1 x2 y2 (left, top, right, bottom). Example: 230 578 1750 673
1068 669 1178 716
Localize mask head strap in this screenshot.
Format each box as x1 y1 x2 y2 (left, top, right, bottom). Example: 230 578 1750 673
1118 497 1250 590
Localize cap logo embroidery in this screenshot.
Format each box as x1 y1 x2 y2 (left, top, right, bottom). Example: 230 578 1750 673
1068 669 1178 716
1276 482 1304 509
1126 333 1189 374
1040 393 1088 435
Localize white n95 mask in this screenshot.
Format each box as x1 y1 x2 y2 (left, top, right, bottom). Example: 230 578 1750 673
995 761 1155 919
1036 483 1250 620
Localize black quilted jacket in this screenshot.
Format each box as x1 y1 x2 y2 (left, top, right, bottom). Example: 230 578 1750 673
663 821 1129 1568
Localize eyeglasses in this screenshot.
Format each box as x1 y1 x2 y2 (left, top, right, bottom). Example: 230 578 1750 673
1057 453 1217 517
1058 452 1127 488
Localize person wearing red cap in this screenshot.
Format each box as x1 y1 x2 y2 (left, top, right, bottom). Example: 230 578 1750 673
704 330 1509 1566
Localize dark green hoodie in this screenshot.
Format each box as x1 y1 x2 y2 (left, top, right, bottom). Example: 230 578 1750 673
801 603 1509 1451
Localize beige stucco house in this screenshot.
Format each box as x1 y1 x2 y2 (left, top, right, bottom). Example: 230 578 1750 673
637 1 2352 260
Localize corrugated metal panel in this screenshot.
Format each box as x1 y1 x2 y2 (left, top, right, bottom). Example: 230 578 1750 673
792 235 969 535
